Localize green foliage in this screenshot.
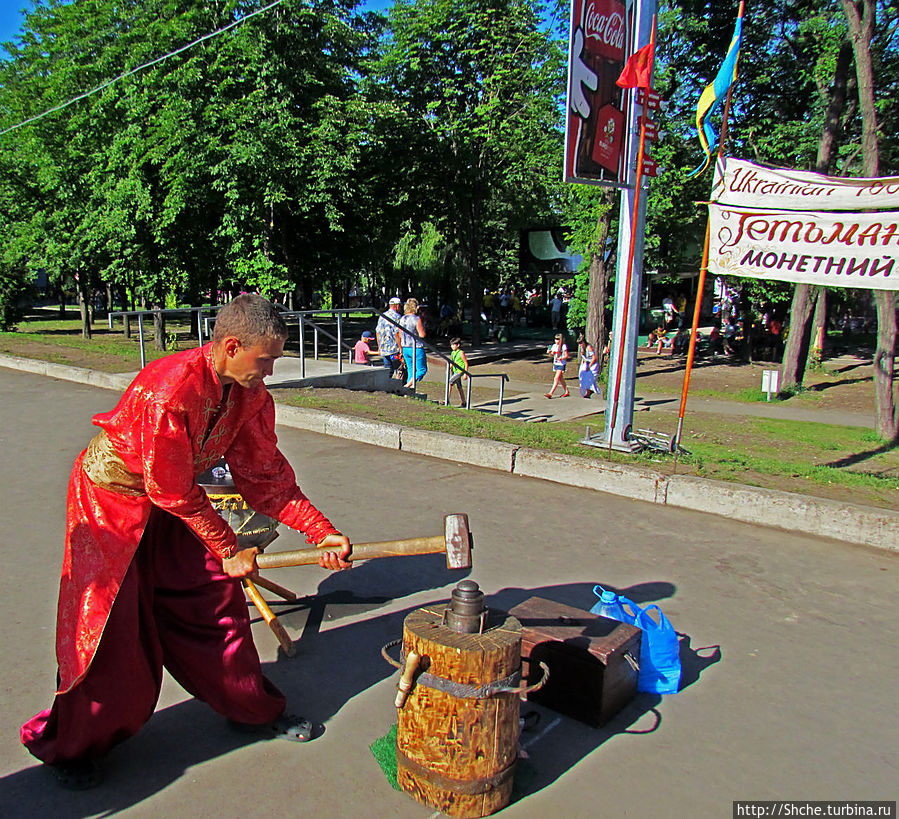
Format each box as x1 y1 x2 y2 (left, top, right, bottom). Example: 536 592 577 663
566 266 589 331
376 0 565 327
0 271 31 330
1 0 896 335
563 185 615 332
393 221 445 282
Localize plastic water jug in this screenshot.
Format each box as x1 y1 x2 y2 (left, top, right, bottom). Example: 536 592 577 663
590 585 639 624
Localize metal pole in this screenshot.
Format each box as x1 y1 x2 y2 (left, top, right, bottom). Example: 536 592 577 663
314 326 319 360
673 3 744 458
445 361 451 406
197 308 204 347
600 0 656 451
497 377 505 416
137 314 146 369
337 311 343 374
299 316 306 379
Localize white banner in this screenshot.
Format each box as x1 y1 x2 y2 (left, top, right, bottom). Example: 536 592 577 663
711 157 899 211
708 204 899 290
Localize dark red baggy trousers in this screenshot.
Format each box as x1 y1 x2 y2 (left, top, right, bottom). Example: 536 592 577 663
21 508 286 764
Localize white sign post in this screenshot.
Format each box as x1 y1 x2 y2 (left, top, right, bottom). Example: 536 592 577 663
761 369 780 402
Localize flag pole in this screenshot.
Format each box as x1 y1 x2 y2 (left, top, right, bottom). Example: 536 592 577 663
607 16 656 456
673 0 744 463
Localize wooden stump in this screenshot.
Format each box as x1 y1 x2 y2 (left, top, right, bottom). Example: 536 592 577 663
396 606 522 818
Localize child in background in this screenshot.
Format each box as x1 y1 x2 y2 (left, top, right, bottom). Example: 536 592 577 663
354 331 378 365
545 333 569 398
577 333 601 398
448 337 469 407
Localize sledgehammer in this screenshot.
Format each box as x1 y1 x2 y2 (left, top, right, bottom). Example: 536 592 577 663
255 513 472 571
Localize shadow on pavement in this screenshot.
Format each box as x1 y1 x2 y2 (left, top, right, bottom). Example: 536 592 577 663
1 571 719 816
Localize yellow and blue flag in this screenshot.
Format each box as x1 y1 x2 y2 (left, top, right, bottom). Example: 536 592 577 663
688 5 743 178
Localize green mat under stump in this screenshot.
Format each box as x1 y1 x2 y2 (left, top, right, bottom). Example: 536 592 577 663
369 724 536 801
369 724 400 791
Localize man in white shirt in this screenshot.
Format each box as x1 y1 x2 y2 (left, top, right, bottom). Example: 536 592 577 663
376 297 403 377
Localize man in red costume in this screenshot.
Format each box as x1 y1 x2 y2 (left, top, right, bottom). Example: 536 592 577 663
21 294 352 789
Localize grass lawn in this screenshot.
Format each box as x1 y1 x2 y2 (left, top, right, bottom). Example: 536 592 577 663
2 310 896 511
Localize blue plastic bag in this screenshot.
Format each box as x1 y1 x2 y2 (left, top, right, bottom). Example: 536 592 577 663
634 604 682 695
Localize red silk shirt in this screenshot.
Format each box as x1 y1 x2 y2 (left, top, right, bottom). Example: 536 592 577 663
56 343 338 693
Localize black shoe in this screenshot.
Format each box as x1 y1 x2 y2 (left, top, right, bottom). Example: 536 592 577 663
50 758 103 790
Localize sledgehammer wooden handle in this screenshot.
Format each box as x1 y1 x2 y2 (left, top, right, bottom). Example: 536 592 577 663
255 535 444 569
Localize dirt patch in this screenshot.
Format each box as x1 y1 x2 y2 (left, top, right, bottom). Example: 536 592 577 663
0 338 147 372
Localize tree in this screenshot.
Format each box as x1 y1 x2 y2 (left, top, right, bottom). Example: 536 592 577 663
0 0 380 336
563 185 616 364
840 0 897 440
377 0 565 343
781 30 855 392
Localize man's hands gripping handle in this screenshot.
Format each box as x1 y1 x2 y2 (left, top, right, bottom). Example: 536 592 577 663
222 532 352 578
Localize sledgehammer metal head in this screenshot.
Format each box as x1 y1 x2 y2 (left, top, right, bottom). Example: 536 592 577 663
443 513 473 570
254 513 473 571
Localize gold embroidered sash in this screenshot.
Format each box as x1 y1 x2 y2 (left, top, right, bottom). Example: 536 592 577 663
82 430 145 496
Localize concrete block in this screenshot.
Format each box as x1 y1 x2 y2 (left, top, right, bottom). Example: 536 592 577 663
325 414 402 450
513 447 667 503
273 404 330 435
279 368 395 392
401 428 518 472
664 474 899 551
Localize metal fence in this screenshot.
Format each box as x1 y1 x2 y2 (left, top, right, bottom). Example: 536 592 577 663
108 305 510 415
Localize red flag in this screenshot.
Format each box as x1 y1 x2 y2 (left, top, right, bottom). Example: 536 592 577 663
616 42 654 89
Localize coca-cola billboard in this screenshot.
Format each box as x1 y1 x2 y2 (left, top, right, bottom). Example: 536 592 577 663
565 0 630 185
583 1 626 59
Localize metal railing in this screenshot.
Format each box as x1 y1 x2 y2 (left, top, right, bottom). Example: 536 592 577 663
443 361 509 415
109 304 511 415
279 309 359 378
108 306 225 369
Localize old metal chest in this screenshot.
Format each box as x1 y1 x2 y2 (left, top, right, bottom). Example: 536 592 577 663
510 596 641 727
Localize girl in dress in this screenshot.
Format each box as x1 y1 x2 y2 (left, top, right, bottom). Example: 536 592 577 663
545 333 569 398
577 333 601 398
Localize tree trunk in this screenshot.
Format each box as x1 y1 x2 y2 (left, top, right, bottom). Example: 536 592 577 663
809 289 828 367
76 277 92 340
841 0 896 440
781 285 817 391
467 198 483 346
153 293 166 351
873 290 898 440
780 40 853 390
586 189 615 369
57 282 67 319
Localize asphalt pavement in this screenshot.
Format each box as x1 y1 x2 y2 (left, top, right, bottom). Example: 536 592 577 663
0 368 896 819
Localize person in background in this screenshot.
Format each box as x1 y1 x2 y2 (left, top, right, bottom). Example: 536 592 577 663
353 330 378 365
550 292 564 330
376 297 403 378
577 333 601 398
545 333 570 398
448 337 469 407
397 298 428 389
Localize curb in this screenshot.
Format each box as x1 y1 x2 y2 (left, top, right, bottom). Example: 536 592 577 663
2 353 896 553
0 353 133 392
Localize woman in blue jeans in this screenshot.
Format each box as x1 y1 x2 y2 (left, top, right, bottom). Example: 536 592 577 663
397 298 428 388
